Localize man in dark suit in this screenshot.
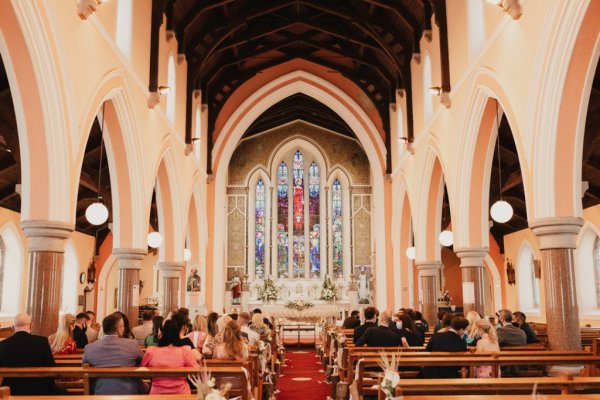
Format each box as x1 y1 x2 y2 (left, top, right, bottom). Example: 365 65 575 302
73 312 89 349
512 311 538 343
0 313 64 395
353 306 378 342
342 310 361 329
83 313 146 394
421 315 468 378
355 311 401 347
496 309 526 346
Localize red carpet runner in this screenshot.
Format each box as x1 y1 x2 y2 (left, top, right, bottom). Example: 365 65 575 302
276 349 331 400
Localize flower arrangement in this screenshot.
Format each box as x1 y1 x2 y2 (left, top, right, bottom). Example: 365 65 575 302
438 289 452 303
258 276 280 302
285 299 314 311
358 298 370 304
320 277 339 300
378 351 402 400
189 362 241 400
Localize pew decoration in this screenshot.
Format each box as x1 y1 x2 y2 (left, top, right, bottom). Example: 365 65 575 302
377 351 402 400
285 299 314 311
189 363 241 400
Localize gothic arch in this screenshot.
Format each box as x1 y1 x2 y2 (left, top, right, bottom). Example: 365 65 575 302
209 70 388 310
393 181 416 309
575 222 600 318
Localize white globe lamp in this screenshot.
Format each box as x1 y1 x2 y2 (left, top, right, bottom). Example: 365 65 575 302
405 246 416 260
490 200 513 223
147 231 163 248
184 248 192 261
85 202 109 225
439 230 453 247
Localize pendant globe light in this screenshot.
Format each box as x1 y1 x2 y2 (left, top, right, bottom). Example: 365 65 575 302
147 231 163 248
147 191 163 248
184 248 192 261
85 104 109 226
405 246 416 260
439 191 453 247
490 100 514 223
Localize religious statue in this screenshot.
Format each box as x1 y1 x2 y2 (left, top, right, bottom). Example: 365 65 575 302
186 268 201 292
358 266 370 301
230 270 242 305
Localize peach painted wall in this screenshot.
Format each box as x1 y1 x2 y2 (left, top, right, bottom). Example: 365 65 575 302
441 248 463 307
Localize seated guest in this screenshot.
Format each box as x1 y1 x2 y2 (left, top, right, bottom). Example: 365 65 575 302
342 310 361 329
239 312 260 346
73 312 90 348
141 320 199 394
465 310 482 345
395 314 424 347
186 314 209 349
512 311 538 343
145 315 164 347
437 312 453 334
252 308 273 329
496 309 526 346
353 307 378 342
433 311 446 333
85 310 100 343
171 313 195 348
49 313 77 355
249 313 271 342
132 310 154 345
412 311 429 337
355 311 401 347
203 314 232 357
82 313 146 394
0 313 64 395
473 319 500 378
214 320 249 360
421 315 468 378
202 312 221 356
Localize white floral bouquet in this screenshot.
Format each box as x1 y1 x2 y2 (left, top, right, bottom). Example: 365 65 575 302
259 276 280 302
438 289 452 303
189 362 241 400
378 351 402 400
285 299 314 311
320 277 339 300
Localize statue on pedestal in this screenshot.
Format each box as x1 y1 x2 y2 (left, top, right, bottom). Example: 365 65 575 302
230 270 242 305
358 266 370 302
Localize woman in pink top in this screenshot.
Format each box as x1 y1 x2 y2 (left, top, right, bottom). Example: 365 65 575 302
141 319 199 394
186 314 208 349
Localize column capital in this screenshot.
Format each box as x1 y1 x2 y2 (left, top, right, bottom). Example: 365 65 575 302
159 261 185 277
454 247 488 268
114 248 147 270
530 217 583 250
21 220 74 252
415 261 441 276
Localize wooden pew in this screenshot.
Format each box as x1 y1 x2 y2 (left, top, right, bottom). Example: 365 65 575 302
354 354 600 399
0 366 249 399
376 376 600 399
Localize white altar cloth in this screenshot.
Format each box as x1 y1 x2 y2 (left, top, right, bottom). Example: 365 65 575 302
261 304 339 321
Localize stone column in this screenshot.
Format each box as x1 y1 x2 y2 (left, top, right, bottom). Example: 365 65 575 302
114 248 146 327
531 217 583 351
159 262 184 315
21 220 73 337
416 261 441 328
455 248 487 317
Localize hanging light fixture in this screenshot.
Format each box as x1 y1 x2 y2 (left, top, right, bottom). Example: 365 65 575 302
439 194 453 247
490 99 514 223
85 104 109 226
406 246 416 260
184 248 192 261
147 231 163 248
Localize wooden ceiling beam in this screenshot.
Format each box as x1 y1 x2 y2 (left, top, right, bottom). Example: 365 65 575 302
179 0 236 33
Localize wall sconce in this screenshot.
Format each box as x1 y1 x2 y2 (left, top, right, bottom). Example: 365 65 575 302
486 0 522 20
506 259 516 285
77 0 107 20
429 86 442 96
158 86 171 95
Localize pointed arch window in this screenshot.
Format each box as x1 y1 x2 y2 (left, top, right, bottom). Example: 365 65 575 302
309 162 320 277
292 150 305 278
255 180 266 280
332 179 343 278
277 162 289 278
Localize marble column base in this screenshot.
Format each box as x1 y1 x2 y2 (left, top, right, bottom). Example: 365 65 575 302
114 248 146 327
26 251 64 337
416 262 440 327
162 277 180 315
461 266 485 317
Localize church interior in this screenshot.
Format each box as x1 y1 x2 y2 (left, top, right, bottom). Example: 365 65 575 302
0 0 600 399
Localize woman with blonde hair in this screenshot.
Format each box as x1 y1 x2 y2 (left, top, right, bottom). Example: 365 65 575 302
186 314 208 349
48 313 77 355
465 311 482 345
250 312 270 341
202 314 232 357
214 320 249 360
473 319 500 378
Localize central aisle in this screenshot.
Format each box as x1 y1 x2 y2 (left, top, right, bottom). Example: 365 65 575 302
276 349 331 400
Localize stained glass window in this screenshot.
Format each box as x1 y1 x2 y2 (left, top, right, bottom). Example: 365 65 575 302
277 162 289 278
309 162 320 277
292 150 305 278
255 179 265 279
332 179 343 278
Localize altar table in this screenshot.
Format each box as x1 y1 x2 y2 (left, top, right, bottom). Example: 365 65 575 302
261 304 339 321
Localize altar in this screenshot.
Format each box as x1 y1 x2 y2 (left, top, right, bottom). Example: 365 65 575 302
261 304 340 322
